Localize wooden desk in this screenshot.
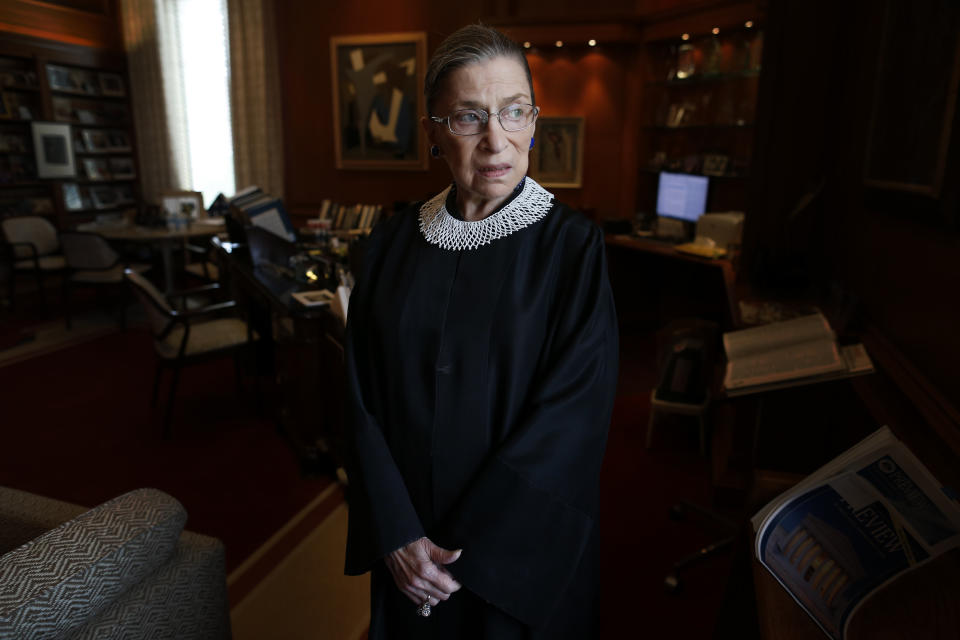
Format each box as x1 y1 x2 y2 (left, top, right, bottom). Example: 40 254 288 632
95 222 226 292
604 233 740 330
212 237 346 472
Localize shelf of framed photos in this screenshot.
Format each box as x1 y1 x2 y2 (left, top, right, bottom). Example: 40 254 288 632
76 156 136 182
45 64 127 102
0 90 41 122
61 181 136 214
52 96 130 127
73 127 132 156
645 70 761 88
0 183 53 216
0 66 40 93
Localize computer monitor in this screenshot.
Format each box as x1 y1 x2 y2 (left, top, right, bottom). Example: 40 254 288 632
656 171 709 223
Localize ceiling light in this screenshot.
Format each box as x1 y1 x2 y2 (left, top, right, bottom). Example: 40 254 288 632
588 39 597 47
745 20 754 28
555 40 563 48
523 41 531 49
681 33 690 41
712 27 720 35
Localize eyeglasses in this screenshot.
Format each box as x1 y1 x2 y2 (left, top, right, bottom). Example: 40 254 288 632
430 104 540 136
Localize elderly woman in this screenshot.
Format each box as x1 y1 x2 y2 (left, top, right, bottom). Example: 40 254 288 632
343 24 619 639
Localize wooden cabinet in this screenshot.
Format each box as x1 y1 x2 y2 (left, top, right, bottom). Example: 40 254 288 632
0 34 139 229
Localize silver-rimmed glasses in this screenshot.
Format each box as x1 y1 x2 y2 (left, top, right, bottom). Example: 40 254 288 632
430 104 540 136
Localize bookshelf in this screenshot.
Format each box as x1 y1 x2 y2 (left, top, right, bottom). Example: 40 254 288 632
0 34 140 229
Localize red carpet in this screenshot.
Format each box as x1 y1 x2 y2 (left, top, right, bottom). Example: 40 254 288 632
0 325 332 575
0 311 747 636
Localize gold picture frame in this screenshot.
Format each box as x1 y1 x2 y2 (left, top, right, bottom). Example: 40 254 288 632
528 116 584 189
330 32 428 171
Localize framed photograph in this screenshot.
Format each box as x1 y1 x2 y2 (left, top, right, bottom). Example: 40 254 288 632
31 121 76 178
90 185 119 210
330 32 427 170
702 153 729 176
109 157 136 179
528 116 584 189
105 129 131 152
46 65 74 92
62 182 84 210
98 72 125 97
161 190 204 219
80 129 113 153
82 158 110 180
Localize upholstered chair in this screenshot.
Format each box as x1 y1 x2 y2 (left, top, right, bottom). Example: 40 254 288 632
59 231 150 330
0 215 65 311
124 269 257 437
0 486 231 638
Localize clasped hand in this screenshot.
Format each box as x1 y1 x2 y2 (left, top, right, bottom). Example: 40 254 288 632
384 537 462 608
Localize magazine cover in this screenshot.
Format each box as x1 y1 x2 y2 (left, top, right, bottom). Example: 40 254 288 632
755 430 960 639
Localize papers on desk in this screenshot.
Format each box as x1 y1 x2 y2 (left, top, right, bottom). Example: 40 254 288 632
752 426 960 639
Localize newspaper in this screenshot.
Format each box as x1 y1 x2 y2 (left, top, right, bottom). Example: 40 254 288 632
753 426 960 639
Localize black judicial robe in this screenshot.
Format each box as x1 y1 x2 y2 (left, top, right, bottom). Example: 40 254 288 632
343 186 619 639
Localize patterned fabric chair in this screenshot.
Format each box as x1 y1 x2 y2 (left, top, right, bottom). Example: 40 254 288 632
0 215 66 311
59 231 151 330
0 487 231 639
124 269 258 438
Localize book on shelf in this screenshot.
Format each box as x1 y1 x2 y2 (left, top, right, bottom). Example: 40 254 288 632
752 426 960 640
722 312 874 396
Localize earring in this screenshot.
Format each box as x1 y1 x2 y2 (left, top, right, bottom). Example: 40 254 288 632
430 145 440 158
529 137 535 150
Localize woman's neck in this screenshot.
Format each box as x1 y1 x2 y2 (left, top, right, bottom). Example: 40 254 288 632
456 191 507 222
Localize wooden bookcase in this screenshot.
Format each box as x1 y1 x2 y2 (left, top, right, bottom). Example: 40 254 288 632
638 20 763 215
0 33 139 230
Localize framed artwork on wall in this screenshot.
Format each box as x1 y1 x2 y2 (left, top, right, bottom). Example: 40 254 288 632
330 32 427 171
528 116 584 189
31 121 76 178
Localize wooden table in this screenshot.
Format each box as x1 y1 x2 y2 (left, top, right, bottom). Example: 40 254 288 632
94 222 225 292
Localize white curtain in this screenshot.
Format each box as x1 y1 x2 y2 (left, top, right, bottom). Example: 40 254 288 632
120 0 236 207
120 0 190 204
227 0 284 197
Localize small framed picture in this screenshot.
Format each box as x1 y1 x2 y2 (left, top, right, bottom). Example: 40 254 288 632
702 153 729 176
31 121 76 178
90 185 119 209
528 116 585 189
47 65 74 92
105 129 131 152
82 158 110 180
292 289 335 307
161 190 204 219
98 72 126 97
62 182 84 210
109 157 136 179
81 129 110 152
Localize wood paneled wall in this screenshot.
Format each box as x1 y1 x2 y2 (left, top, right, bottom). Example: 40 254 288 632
0 0 122 50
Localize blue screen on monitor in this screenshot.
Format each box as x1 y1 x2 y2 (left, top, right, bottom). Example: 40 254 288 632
656 172 709 222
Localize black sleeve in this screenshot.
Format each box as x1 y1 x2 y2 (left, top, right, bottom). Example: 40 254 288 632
343 215 425 575
436 223 619 628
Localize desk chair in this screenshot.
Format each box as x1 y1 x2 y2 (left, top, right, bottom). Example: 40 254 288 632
647 318 737 592
60 232 151 330
1 215 65 311
124 269 258 438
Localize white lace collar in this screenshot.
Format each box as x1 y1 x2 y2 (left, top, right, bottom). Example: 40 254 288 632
418 177 554 251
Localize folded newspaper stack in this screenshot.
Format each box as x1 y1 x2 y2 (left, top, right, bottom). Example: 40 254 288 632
752 426 960 639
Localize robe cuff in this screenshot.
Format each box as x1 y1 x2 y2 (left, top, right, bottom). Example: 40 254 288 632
437 456 593 628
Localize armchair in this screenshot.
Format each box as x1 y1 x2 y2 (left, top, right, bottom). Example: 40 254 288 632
0 215 65 311
124 269 258 437
0 486 231 639
59 231 150 330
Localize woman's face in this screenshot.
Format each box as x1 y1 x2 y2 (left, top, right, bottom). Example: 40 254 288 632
424 56 535 208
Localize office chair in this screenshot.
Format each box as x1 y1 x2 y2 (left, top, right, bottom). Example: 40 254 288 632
59 231 150 330
1 215 65 311
647 318 738 593
124 269 258 438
